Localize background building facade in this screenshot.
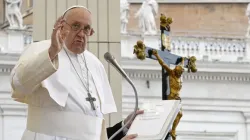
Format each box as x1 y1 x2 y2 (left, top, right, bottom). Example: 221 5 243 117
0 0 250 140
121 0 250 140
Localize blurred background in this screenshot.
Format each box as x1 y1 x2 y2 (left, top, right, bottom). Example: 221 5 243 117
0 0 250 140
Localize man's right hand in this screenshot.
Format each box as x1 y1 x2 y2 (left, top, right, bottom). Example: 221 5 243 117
121 134 138 140
49 16 64 60
152 49 158 55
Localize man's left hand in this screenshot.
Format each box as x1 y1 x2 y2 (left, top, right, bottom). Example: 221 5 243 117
124 110 144 129
121 134 138 140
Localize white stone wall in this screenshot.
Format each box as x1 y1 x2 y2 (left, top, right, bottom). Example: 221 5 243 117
0 73 27 140
0 30 28 140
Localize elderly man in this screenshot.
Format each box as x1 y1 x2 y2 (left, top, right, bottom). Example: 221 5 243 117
10 6 142 140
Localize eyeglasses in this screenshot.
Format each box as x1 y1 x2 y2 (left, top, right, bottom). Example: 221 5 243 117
63 20 93 36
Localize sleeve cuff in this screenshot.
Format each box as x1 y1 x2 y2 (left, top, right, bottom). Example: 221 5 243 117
122 120 129 134
47 49 59 70
16 48 59 94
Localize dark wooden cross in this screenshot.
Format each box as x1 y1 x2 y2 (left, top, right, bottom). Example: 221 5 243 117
134 14 197 100
86 93 96 110
133 14 197 140
144 45 190 99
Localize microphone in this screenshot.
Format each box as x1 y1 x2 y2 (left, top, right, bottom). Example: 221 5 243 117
104 52 139 140
104 52 130 81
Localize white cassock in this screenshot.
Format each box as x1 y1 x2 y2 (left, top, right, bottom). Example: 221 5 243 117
10 39 117 140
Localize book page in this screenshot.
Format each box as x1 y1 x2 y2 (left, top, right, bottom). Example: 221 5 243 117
127 100 180 138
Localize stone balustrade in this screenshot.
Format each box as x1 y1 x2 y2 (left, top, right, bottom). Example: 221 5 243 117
24 34 33 45
121 34 250 62
2 31 250 63
0 29 33 54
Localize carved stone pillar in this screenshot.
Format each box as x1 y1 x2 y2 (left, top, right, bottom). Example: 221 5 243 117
244 112 250 139
0 29 25 54
246 39 250 60
0 107 3 140
6 29 25 53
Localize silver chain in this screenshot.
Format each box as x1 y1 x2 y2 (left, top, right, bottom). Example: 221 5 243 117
63 47 98 116
63 47 90 92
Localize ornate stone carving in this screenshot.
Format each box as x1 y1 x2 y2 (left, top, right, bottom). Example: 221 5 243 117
171 37 246 59
5 0 25 29
0 45 4 53
120 0 130 34
134 0 158 35
121 34 248 62
246 3 250 38
125 70 250 82
0 68 13 73
244 112 250 123
24 34 33 45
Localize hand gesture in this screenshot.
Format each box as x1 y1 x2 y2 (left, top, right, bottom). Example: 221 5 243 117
49 16 65 60
124 110 144 129
121 134 138 140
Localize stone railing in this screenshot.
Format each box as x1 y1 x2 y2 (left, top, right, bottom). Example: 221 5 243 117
0 29 33 53
3 31 249 63
121 34 250 62
24 33 33 45
170 37 246 62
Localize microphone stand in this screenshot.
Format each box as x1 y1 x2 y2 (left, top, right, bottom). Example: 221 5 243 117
104 52 139 140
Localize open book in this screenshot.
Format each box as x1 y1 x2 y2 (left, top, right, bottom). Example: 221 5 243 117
126 100 181 140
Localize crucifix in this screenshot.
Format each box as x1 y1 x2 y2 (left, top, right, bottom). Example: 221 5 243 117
133 14 197 140
86 93 96 110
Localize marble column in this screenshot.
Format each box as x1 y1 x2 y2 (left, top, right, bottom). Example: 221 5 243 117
5 29 25 53
244 112 250 140
0 108 3 140
246 39 250 60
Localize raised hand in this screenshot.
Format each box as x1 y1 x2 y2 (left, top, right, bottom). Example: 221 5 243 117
49 16 65 60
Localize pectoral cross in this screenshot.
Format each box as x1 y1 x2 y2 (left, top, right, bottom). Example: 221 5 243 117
86 93 96 110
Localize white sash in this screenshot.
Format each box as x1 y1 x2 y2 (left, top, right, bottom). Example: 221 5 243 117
26 106 108 140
